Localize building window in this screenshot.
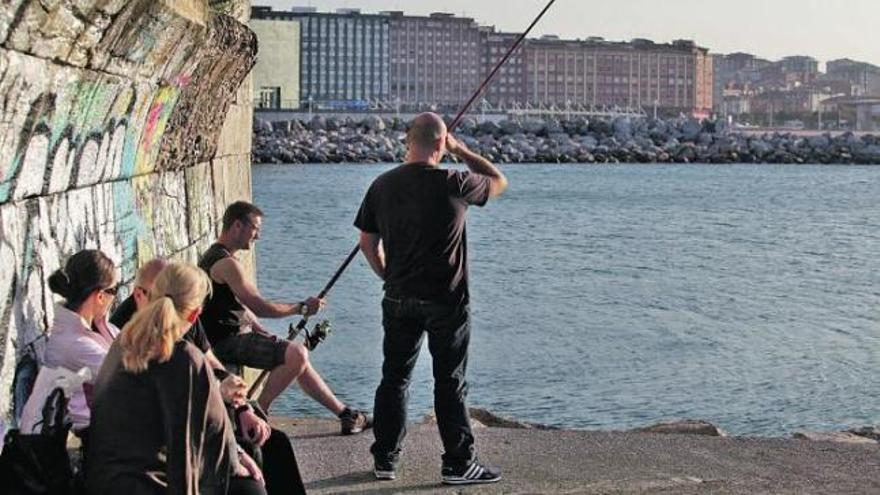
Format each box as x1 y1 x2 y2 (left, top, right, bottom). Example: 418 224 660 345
258 87 281 109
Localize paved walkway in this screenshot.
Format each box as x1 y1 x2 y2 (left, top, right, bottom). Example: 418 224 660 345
274 418 880 494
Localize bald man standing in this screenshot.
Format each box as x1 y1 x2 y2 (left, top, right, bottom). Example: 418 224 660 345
355 112 508 485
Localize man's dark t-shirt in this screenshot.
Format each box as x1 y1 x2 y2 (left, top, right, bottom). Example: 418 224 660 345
354 163 490 304
110 295 212 353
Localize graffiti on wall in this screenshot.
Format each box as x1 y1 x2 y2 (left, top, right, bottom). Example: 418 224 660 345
0 0 257 424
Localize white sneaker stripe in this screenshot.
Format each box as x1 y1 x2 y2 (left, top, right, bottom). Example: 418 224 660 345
463 463 478 478
470 466 484 479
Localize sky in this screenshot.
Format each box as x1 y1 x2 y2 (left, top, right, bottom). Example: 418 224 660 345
256 0 880 67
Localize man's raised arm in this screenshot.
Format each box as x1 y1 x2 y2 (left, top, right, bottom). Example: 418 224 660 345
446 134 508 198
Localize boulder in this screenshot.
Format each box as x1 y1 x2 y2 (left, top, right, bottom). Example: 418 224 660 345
631 420 727 437
548 132 572 145
253 117 273 135
680 119 702 142
361 115 385 132
457 117 478 134
577 135 598 149
324 116 341 131
847 426 880 441
748 139 774 157
478 120 502 136
308 115 326 131
612 117 633 139
808 134 831 149
499 119 523 135
589 119 612 136
545 119 564 134
793 431 877 444
522 118 546 135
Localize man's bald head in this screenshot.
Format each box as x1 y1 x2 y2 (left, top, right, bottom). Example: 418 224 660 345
407 112 447 153
135 258 169 292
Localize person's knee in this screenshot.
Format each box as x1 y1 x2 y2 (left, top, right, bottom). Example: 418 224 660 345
379 375 412 392
435 378 468 400
282 342 309 373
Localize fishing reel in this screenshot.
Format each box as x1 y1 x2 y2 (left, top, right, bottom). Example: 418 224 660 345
291 319 332 350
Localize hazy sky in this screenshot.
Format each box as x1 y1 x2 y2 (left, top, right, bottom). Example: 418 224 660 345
256 0 880 67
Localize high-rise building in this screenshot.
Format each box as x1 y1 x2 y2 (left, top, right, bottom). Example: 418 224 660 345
250 17 301 109
522 37 713 117
387 11 483 108
251 6 390 109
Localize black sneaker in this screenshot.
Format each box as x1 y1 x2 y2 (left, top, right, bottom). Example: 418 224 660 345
339 408 372 435
441 461 501 485
374 459 398 480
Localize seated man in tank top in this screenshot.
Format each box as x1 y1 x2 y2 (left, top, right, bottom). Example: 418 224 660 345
198 201 370 435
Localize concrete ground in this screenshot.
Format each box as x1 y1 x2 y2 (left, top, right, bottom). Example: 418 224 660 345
274 417 880 494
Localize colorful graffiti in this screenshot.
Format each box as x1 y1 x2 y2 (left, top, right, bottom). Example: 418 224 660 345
0 0 257 425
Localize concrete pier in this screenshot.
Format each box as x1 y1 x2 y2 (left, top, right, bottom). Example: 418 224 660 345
277 417 880 494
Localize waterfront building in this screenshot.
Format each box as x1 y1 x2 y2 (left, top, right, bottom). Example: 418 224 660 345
757 56 819 89
712 52 772 112
249 17 301 109
521 36 713 118
479 28 527 107
825 59 880 96
251 6 390 109
386 11 483 109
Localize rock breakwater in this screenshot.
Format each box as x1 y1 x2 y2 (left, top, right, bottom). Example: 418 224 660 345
253 115 880 165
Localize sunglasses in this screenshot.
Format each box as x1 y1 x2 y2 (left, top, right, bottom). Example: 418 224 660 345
101 284 121 296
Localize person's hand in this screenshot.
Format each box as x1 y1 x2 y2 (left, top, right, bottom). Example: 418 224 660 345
445 133 468 157
235 450 265 485
238 408 270 446
302 296 326 316
220 375 247 405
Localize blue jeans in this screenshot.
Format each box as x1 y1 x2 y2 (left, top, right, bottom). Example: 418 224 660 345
370 294 476 468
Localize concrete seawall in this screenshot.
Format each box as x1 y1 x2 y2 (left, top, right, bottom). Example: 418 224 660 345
279 416 880 494
0 0 256 427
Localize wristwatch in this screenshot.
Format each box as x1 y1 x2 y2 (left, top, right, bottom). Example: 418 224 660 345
298 301 310 315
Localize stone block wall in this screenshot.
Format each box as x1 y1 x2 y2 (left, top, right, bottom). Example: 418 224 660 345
0 0 256 427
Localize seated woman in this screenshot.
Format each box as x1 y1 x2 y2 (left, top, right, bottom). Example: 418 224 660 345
45 249 120 436
87 263 265 495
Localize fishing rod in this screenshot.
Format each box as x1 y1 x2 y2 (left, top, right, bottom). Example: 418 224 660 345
449 0 556 132
246 0 557 399
247 245 360 398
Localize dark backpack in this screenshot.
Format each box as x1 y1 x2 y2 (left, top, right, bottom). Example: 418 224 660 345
0 388 74 495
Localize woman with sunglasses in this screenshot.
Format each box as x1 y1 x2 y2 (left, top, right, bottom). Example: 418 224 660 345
45 249 120 439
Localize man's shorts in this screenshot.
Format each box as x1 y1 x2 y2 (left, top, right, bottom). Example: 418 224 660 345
211 331 289 371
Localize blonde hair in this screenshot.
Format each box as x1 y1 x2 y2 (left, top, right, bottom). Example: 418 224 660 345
119 263 211 373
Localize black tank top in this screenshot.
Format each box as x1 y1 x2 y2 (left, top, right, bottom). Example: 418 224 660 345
198 243 246 344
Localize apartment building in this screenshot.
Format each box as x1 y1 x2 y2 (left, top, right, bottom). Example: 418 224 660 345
479 28 527 107
386 11 483 108
522 37 713 117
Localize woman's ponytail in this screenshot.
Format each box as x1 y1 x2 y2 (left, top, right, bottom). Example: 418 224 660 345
120 296 180 373
118 264 210 373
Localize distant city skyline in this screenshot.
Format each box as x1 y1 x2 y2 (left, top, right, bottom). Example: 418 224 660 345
255 0 880 68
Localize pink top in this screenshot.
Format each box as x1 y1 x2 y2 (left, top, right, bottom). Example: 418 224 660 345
45 304 119 430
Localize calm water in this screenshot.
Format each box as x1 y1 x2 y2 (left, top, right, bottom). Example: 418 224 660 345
253 163 880 437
